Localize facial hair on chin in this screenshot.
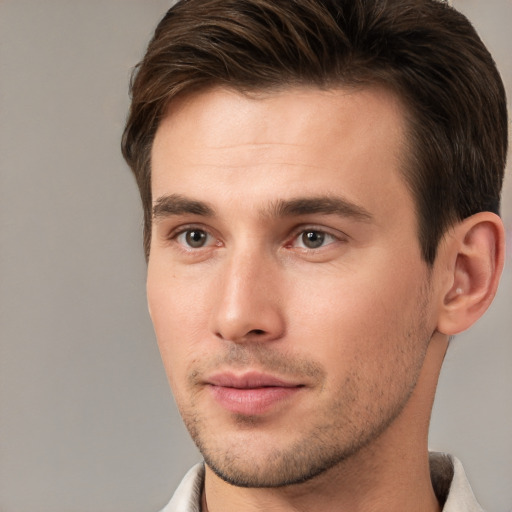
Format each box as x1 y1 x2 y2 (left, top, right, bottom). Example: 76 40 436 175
176 325 431 489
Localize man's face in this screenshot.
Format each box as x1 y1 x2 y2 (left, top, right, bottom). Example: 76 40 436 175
148 86 438 487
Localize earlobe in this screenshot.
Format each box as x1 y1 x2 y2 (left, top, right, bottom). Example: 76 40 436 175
436 212 505 336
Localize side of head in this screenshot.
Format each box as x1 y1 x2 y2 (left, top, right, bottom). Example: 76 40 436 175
121 0 508 265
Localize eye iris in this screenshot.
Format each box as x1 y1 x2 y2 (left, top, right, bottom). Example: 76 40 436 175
185 230 207 248
302 231 325 248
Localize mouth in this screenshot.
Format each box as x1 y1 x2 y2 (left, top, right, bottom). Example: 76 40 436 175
205 371 305 416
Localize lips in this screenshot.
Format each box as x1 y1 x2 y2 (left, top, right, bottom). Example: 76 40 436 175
207 372 299 389
205 372 304 415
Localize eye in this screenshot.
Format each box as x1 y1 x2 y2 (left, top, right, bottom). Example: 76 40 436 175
292 229 337 249
175 229 212 248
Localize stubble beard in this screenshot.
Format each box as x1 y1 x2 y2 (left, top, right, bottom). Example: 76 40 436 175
177 337 432 488
185 387 409 488
174 279 434 489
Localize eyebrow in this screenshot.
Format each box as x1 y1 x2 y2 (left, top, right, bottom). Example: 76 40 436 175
266 196 373 222
153 194 215 219
152 193 373 223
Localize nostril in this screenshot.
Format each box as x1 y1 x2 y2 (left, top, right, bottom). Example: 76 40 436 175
249 329 266 336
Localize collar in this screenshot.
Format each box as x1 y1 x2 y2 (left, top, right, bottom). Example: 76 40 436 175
160 452 483 512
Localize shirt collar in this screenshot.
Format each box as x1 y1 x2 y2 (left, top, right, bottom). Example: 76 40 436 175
160 453 483 512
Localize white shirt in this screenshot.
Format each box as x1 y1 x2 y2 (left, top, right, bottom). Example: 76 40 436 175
159 452 483 512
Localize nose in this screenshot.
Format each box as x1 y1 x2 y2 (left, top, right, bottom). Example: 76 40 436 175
209 250 286 344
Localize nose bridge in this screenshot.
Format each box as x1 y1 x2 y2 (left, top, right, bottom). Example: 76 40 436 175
210 241 285 343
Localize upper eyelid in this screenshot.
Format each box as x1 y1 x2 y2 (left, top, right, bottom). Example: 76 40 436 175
174 227 211 237
166 223 213 238
289 224 348 241
163 223 348 245
289 229 340 248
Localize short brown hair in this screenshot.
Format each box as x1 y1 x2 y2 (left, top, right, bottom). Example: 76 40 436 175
122 0 508 263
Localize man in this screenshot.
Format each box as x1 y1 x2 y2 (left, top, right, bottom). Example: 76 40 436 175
122 0 508 511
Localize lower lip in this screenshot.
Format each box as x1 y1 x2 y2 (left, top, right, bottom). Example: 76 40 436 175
208 385 302 415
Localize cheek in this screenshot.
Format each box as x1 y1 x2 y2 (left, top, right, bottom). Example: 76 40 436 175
288 264 429 371
147 267 211 384
291 271 401 335
148 257 211 331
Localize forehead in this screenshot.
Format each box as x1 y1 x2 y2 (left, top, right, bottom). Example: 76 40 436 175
154 84 406 155
150 85 411 220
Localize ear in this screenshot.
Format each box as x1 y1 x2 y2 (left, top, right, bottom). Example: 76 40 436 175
436 212 505 336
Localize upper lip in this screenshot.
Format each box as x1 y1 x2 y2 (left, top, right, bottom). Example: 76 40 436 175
206 371 302 389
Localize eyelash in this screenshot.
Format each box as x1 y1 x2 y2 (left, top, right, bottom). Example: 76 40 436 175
171 226 219 250
288 229 339 250
169 224 345 252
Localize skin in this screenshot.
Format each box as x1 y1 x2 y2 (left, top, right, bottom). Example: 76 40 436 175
147 86 503 512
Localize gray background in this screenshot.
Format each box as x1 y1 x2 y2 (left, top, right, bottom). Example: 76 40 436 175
0 1 510 511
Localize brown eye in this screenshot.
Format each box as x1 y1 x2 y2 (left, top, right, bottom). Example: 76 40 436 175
291 229 339 250
301 231 326 248
183 229 208 248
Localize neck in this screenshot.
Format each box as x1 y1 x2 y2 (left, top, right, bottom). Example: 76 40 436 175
203 332 448 512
